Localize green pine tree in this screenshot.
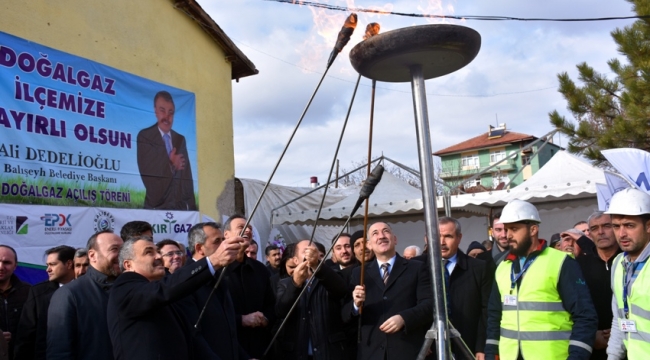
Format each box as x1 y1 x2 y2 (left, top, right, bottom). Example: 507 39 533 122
550 0 650 165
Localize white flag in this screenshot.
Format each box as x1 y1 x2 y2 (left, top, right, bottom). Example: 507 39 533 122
596 183 612 211
601 148 650 193
604 171 631 195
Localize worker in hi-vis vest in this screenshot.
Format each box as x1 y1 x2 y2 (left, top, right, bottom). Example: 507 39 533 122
484 199 597 360
605 188 650 359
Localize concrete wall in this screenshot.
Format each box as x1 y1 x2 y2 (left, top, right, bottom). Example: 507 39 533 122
1 0 237 219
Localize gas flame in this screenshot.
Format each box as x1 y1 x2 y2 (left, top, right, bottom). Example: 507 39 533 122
363 23 381 40
295 0 459 72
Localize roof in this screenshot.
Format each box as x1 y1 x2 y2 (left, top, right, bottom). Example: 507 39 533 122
174 0 258 80
433 130 536 156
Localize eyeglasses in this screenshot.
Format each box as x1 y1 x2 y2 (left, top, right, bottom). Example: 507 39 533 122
161 251 183 258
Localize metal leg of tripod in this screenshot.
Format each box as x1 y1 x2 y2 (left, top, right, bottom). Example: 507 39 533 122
417 321 475 360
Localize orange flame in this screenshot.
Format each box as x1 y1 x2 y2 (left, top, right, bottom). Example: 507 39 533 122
363 23 381 40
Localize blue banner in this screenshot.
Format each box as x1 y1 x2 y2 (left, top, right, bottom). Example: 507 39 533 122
0 31 198 210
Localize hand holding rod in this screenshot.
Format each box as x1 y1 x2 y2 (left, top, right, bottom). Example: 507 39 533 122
194 231 249 329
263 167 384 358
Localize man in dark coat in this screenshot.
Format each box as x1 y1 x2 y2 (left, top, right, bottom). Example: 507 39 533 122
0 245 30 360
14 245 75 360
439 217 493 358
344 222 433 360
47 231 123 360
175 222 249 359
136 90 196 210
107 234 243 359
223 216 276 358
276 239 352 360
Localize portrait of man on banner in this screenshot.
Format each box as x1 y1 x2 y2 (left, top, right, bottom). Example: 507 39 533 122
137 91 197 211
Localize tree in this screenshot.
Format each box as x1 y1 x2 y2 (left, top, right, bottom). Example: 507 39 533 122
549 0 650 165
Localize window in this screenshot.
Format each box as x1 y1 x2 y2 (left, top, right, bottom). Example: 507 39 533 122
461 154 479 168
521 154 531 166
490 150 506 163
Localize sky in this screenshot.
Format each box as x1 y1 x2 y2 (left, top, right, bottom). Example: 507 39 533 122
202 0 636 187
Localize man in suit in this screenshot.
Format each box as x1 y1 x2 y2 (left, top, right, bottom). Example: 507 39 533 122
344 222 433 360
439 217 493 360
47 230 123 360
137 90 196 210
176 222 249 359
14 245 75 360
107 233 243 359
223 215 276 359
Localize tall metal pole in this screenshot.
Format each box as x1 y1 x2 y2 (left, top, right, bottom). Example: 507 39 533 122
410 64 451 360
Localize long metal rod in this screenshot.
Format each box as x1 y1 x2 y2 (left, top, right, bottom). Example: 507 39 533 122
410 64 451 360
195 64 336 328
308 74 362 244
270 157 383 214
263 213 356 357
358 79 376 341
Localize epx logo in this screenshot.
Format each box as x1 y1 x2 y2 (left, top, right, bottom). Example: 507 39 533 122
41 214 72 227
42 213 72 235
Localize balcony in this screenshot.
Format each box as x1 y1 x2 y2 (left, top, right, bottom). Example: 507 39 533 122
439 159 516 179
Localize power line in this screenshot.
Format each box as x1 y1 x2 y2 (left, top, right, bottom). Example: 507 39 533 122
265 0 644 22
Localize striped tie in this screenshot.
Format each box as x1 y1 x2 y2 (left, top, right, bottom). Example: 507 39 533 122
381 263 390 284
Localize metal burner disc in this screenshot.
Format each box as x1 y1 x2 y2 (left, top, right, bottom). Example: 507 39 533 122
349 24 481 83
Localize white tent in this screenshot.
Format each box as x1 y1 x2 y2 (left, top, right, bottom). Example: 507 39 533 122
238 178 356 250
266 151 605 251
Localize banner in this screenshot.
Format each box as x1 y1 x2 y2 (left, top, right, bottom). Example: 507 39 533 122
601 148 650 194
0 203 199 266
604 171 631 196
0 31 198 210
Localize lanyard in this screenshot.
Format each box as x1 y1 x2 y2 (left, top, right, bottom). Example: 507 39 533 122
510 257 536 294
622 255 643 319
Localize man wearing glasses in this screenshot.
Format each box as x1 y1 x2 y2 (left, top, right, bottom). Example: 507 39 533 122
156 240 185 274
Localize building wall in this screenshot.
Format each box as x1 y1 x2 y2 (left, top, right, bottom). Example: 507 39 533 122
1 0 236 219
438 141 562 191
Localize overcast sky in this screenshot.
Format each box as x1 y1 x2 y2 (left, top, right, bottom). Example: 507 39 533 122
203 0 635 187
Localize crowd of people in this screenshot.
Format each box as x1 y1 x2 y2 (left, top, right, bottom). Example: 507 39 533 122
0 189 648 359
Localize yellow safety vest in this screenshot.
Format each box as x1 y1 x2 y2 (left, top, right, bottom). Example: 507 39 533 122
611 252 650 359
495 248 572 360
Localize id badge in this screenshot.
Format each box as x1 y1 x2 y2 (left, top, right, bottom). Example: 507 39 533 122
620 319 638 333
504 295 518 306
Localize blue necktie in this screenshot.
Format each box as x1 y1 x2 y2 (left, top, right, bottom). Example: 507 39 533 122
443 259 452 317
163 133 172 155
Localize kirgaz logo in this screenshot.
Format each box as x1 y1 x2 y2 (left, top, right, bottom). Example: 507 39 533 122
93 210 115 232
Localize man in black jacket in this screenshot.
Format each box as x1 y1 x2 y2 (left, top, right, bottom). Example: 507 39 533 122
224 215 276 359
344 222 433 360
276 239 351 360
107 233 243 359
176 222 250 359
0 245 30 360
439 217 493 359
14 245 75 360
47 230 123 360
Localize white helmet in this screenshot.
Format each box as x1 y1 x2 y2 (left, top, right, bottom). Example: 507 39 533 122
499 199 541 224
605 188 650 216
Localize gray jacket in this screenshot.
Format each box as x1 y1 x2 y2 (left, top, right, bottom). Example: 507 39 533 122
46 266 115 360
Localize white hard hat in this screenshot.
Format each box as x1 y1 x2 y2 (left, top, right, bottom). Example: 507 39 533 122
499 199 541 224
605 188 650 216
